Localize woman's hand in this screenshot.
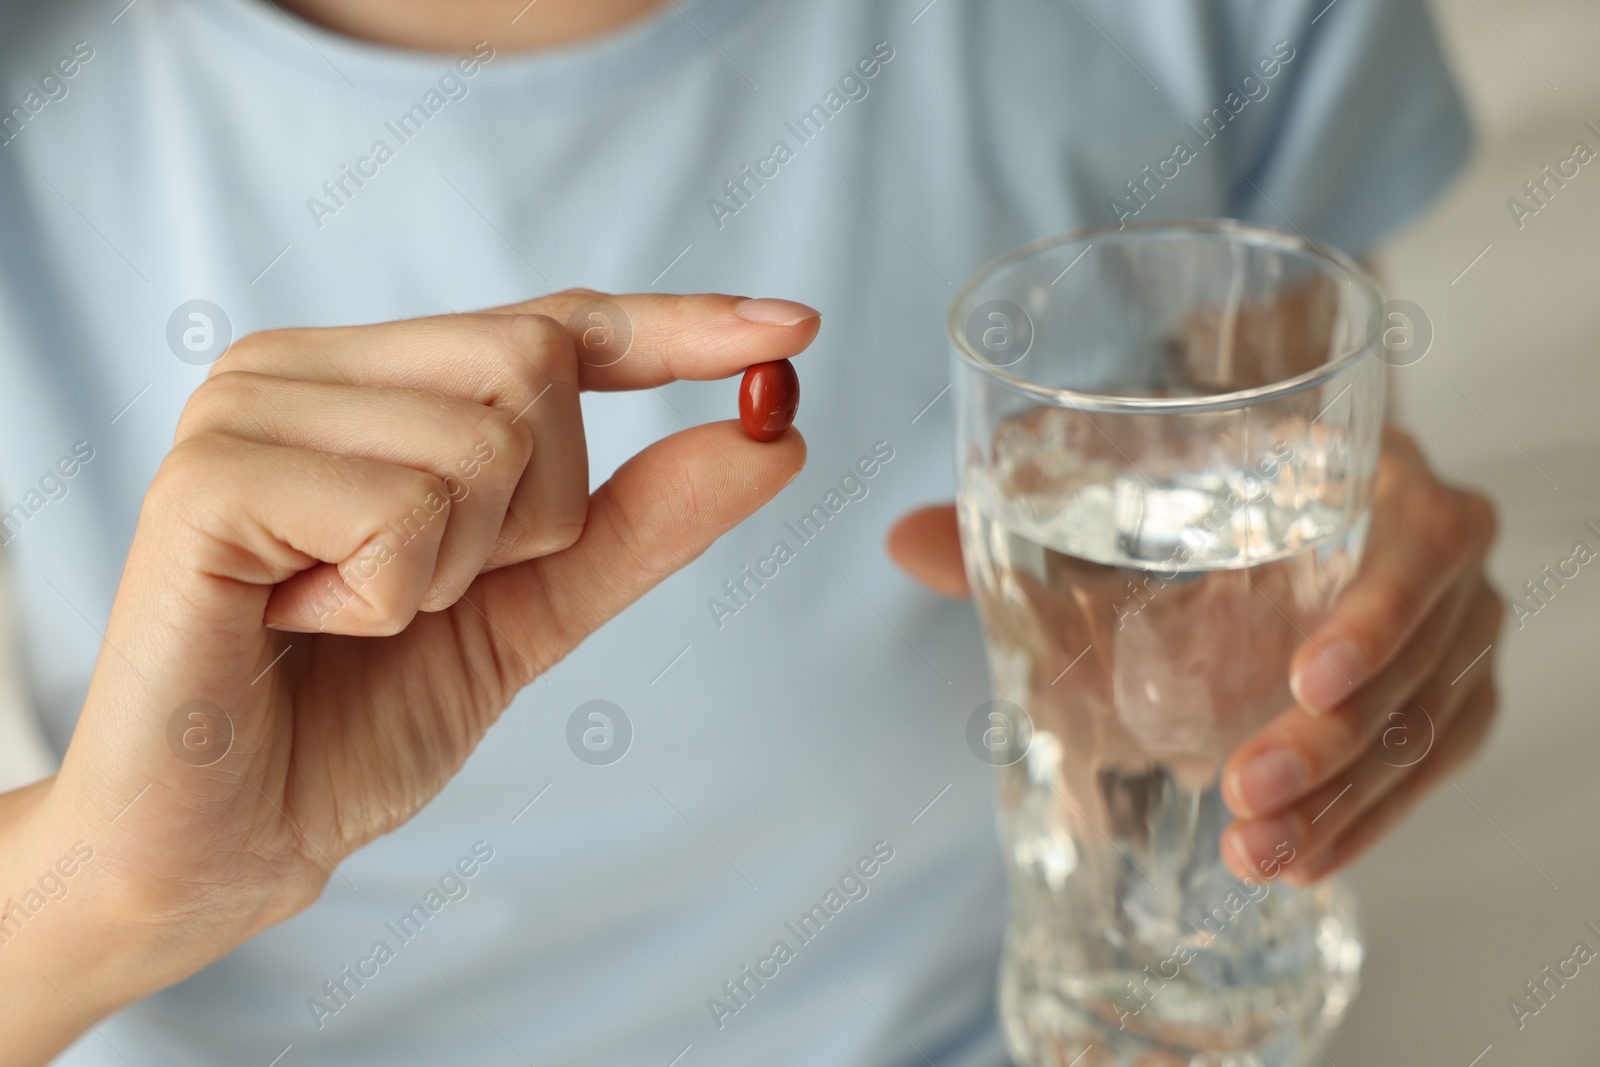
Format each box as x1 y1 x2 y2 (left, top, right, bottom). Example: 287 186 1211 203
1216 430 1502 885
886 429 1503 886
1 291 817 1064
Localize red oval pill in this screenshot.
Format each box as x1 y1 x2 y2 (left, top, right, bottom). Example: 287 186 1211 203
739 359 800 442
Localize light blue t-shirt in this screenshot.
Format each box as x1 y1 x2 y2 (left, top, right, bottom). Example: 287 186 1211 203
0 1 1468 1064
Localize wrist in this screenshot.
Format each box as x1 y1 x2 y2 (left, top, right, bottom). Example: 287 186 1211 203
0 784 179 1064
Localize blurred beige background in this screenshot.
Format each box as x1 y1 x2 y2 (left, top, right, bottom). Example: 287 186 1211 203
0 1 1594 1062
1337 1 1600 1064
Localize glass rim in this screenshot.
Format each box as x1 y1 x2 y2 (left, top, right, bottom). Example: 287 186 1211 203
947 217 1384 415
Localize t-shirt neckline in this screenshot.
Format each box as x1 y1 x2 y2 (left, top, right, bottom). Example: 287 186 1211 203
196 0 757 110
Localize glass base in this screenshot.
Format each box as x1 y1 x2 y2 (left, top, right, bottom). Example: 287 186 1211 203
998 881 1362 1067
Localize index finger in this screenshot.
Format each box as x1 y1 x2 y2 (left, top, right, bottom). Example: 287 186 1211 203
217 291 820 405
489 290 821 391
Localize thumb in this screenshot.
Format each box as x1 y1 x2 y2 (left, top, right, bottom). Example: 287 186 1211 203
887 504 970 598
475 421 804 681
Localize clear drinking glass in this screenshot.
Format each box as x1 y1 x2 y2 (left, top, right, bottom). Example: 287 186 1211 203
950 220 1384 1067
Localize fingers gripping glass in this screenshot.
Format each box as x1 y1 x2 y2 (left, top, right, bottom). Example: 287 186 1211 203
950 219 1385 1067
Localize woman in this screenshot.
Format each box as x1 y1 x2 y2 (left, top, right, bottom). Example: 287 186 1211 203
0 0 1498 1063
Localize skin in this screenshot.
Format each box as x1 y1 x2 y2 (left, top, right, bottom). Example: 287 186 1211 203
273 0 671 51
0 291 818 1065
886 428 1503 887
0 1 1504 1061
889 264 1504 884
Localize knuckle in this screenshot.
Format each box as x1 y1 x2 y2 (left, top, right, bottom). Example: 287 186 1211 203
1410 484 1471 560
481 313 578 400
373 471 451 554
1380 429 1424 475
1385 426 1420 455
1323 699 1373 755
150 435 226 497
468 407 533 481
338 581 410 636
1363 577 1418 637
144 437 239 535
397 468 452 516
368 605 416 637
208 328 279 378
500 312 569 364
502 487 588 559
339 590 417 638
539 520 584 554
175 371 260 442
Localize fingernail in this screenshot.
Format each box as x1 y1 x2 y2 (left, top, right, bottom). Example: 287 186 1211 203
1229 749 1307 816
1291 638 1365 714
1228 815 1299 874
266 622 319 633
735 298 820 326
